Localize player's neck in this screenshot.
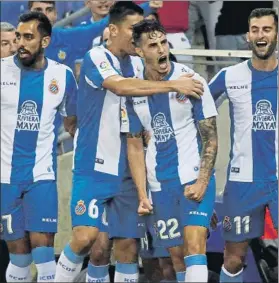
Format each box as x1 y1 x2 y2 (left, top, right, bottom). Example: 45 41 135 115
144 63 171 81
106 40 128 59
251 54 278 72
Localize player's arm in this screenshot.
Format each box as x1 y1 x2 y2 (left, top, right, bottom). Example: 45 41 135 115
127 132 153 215
84 50 204 98
56 2 158 51
59 69 78 137
185 75 218 202
103 74 203 98
209 68 228 108
197 117 218 186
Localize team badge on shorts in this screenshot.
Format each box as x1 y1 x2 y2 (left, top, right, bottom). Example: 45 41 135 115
75 200 86 215
223 216 232 232
49 79 59 94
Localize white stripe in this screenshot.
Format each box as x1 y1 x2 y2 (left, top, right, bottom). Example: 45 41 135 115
72 128 79 170
33 63 66 181
168 93 200 185
197 75 218 118
94 90 121 176
228 65 253 182
1 59 21 183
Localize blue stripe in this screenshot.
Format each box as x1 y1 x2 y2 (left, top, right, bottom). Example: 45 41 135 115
10 69 45 183
184 254 207 266
250 67 277 181
209 69 227 102
227 100 235 179
148 93 180 189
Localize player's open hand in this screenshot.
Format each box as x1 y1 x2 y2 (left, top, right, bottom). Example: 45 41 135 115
173 74 204 99
138 198 153 216
184 180 207 202
149 1 163 9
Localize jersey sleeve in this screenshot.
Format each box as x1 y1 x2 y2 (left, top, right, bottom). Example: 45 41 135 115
82 49 120 89
190 74 218 121
121 97 143 134
59 69 78 117
53 16 108 52
209 68 228 108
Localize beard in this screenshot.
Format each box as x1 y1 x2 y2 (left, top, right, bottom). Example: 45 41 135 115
249 37 278 60
17 44 44 67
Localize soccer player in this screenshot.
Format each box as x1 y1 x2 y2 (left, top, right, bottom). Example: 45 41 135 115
125 19 218 282
0 11 77 283
209 8 278 283
0 22 17 58
54 2 204 282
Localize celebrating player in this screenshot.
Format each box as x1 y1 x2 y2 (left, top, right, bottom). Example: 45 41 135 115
209 8 278 283
1 12 77 282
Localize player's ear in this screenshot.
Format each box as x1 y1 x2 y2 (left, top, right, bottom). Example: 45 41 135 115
41 36 51 49
135 47 143 58
246 32 250 43
109 24 118 38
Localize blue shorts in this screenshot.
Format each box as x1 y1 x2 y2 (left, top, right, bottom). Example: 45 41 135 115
71 174 145 238
0 181 58 241
222 180 278 242
71 174 109 231
139 213 170 259
151 176 216 248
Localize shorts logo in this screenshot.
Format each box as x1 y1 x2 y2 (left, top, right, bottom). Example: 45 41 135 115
16 100 40 131
58 50 66 60
252 100 276 131
75 200 86 215
49 79 59 94
176 93 188 103
152 112 174 143
231 167 240 173
223 216 232 232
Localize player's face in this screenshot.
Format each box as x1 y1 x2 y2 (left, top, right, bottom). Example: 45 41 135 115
1 30 17 58
30 2 57 26
247 15 278 60
16 20 50 67
86 0 114 18
113 14 144 55
137 31 170 74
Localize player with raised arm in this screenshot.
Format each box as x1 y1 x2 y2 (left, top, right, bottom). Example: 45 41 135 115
54 2 204 283
0 11 77 283
125 19 218 283
209 8 278 283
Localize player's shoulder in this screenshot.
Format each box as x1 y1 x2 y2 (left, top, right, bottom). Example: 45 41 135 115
47 58 73 72
172 61 194 76
221 60 250 78
1 55 17 68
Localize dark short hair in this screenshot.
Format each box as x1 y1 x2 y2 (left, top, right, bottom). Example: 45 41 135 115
132 19 166 47
248 8 278 30
19 11 52 37
109 1 144 25
28 1 56 10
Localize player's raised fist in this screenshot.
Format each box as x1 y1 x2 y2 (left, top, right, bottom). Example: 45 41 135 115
149 1 163 9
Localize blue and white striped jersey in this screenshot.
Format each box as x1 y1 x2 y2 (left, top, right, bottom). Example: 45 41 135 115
123 62 218 192
73 45 143 186
1 55 77 184
209 60 278 182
